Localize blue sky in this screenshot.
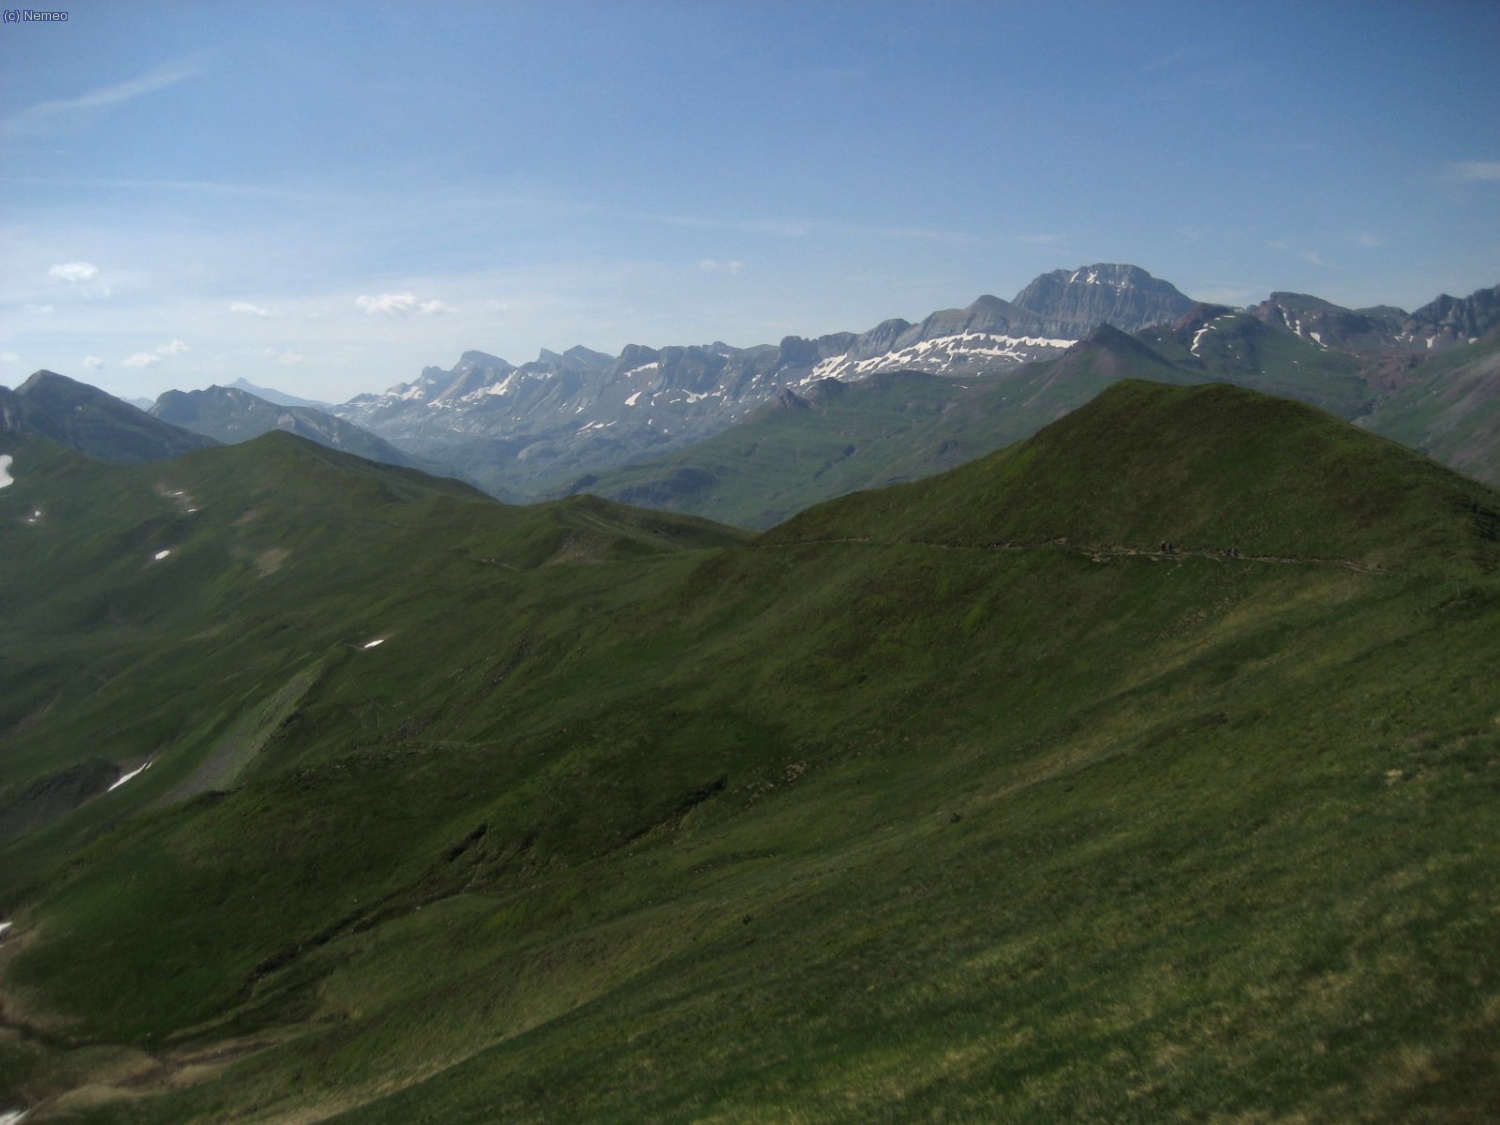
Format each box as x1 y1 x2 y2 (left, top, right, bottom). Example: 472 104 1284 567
2 0 1497 403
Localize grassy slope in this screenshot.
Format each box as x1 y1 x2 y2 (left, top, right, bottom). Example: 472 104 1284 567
1358 337 1500 487
2 385 1500 1121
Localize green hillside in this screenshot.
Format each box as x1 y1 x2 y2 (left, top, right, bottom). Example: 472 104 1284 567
1358 335 1500 487
3 384 1500 1122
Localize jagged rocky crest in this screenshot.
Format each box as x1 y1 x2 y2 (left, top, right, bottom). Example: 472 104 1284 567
331 263 1193 494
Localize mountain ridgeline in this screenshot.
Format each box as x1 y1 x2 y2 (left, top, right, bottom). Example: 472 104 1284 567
567 289 1500 528
150 384 442 476
3 380 1500 1120
320 267 1498 506
0 370 217 463
328 263 1200 496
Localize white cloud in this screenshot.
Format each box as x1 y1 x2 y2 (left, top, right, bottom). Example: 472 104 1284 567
1450 161 1500 183
262 347 305 366
49 261 99 284
117 340 187 368
0 352 20 364
24 303 56 314
1016 233 1062 245
356 292 451 316
1301 250 1332 268
1354 231 1381 248
230 301 271 317
83 355 104 368
4 54 208 137
698 259 744 275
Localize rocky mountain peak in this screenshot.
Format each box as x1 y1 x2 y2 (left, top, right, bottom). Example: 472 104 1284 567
1011 263 1195 337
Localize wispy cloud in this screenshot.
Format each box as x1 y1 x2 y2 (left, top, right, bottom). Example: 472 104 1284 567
231 301 272 317
3 54 208 137
0 352 20 364
1450 161 1500 182
123 339 189 367
356 293 453 316
48 261 98 284
1354 231 1381 248
698 258 743 275
262 348 306 366
1268 241 1335 269
82 355 104 368
1016 233 1062 245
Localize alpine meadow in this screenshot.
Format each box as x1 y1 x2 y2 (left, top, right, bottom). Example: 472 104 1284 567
3 3 1500 1122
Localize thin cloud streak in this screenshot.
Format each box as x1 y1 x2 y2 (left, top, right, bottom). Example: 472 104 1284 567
1450 161 1500 182
3 54 209 137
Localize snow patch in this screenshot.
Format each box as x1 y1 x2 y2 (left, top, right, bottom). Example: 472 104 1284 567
363 638 386 649
0 454 13 490
154 549 172 561
481 373 519 398
805 331 1073 384
0 921 11 936
621 362 660 378
0 1107 27 1124
109 761 153 792
1426 336 1436 349
624 391 643 407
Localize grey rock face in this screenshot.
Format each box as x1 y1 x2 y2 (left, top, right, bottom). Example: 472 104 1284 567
1250 283 1500 356
1011 263 1196 336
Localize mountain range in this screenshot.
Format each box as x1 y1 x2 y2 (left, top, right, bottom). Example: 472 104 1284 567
322 265 1500 503
3 377 1500 1120
327 263 1198 495
8 263 1500 532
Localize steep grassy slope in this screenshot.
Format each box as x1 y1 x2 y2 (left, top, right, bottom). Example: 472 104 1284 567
3 384 1500 1122
1358 335 1500 487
